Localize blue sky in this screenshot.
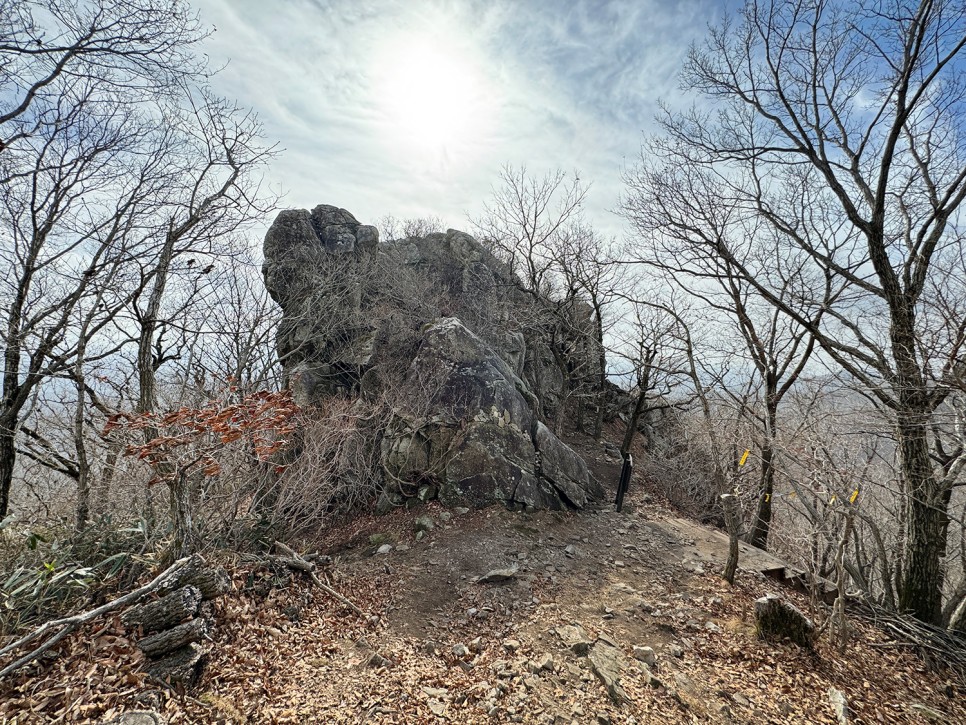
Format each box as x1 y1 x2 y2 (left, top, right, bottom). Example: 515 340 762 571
193 0 725 239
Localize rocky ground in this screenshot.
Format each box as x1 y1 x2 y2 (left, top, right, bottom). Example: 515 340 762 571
2 435 963 724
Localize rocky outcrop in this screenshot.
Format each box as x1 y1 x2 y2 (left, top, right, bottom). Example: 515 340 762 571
262 204 604 512
381 317 603 510
263 204 380 402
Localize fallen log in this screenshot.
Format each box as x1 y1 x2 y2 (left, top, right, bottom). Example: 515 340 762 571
0 556 193 681
122 586 202 634
159 555 231 600
144 642 206 686
139 617 210 659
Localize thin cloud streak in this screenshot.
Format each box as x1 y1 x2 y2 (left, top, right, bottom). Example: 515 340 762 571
192 0 723 239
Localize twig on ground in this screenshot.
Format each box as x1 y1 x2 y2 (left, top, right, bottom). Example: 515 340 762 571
272 541 366 618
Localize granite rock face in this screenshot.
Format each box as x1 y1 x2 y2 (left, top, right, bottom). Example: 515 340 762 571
263 204 381 402
262 204 603 511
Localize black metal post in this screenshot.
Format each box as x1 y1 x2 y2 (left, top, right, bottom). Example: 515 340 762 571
615 453 633 512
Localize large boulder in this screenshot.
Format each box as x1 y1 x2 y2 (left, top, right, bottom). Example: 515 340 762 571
262 204 380 402
382 318 602 510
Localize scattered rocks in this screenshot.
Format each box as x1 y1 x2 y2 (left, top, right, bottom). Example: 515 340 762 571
468 637 483 653
530 653 554 673
417 484 438 502
733 693 751 708
754 594 815 648
365 651 393 669
452 644 469 658
376 544 392 555
666 644 684 658
100 713 165 725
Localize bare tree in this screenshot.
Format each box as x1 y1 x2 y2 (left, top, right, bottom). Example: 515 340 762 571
623 0 966 623
0 1 277 529
472 165 599 424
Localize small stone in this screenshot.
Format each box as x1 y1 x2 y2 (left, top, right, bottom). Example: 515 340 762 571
666 644 684 658
455 507 470 515
414 515 435 533
101 713 164 725
502 639 521 652
614 560 625 568
376 544 392 555
368 532 392 546
439 511 453 522
396 544 410 552
468 636 483 653
366 652 393 669
733 693 751 707
555 624 593 656
828 688 849 724
417 484 438 502
452 644 469 657
476 565 519 583
565 544 577 558
535 653 554 672
704 621 721 633
632 646 656 667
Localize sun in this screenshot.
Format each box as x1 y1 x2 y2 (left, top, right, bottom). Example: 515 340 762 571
373 37 494 166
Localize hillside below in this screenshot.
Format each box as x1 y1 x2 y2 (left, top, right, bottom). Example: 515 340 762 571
1 434 962 724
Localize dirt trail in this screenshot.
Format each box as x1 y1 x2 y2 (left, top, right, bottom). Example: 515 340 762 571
2 436 962 724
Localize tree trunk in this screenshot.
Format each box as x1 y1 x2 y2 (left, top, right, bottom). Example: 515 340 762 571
144 642 206 686
593 307 607 440
721 493 740 585
895 391 948 624
0 425 13 519
621 382 649 456
747 394 778 550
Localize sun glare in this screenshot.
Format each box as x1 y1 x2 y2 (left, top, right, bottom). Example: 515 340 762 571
373 38 493 167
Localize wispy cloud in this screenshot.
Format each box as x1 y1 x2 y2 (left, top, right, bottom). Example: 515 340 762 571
193 0 722 238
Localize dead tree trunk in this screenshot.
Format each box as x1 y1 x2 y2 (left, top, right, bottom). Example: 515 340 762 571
721 493 740 585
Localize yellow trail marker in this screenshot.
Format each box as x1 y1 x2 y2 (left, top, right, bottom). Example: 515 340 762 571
765 493 771 502
739 449 750 466
830 495 836 503
849 490 859 504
